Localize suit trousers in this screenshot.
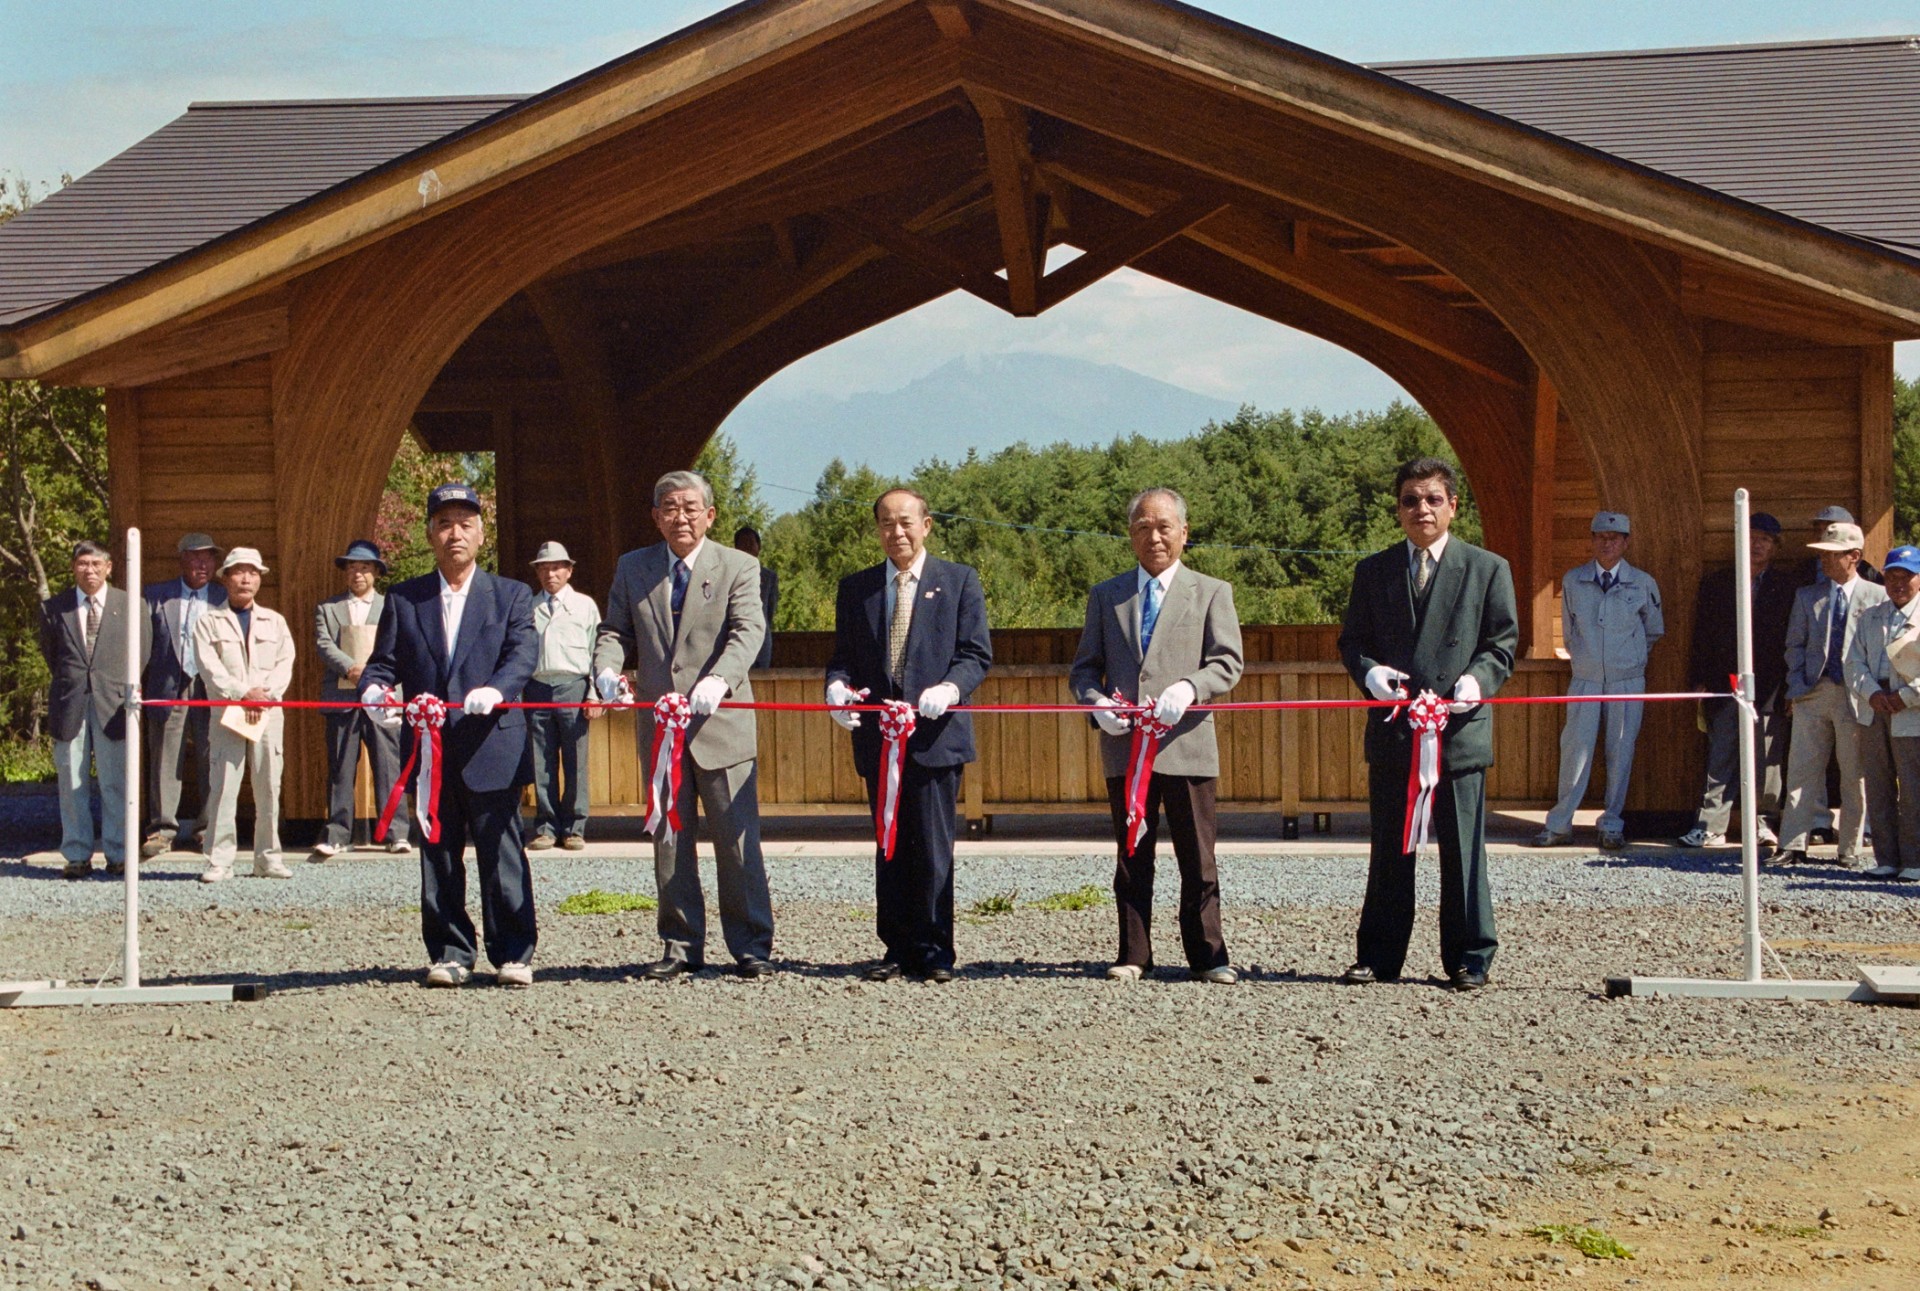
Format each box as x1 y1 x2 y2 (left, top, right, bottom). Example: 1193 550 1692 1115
1103 773 1230 972
1358 765 1498 979
526 677 591 840
1544 678 1645 835
205 711 284 870
324 706 406 848
866 762 960 971
419 781 537 968
1857 710 1920 871
145 677 210 841
1779 681 1866 855
653 755 774 965
1694 697 1786 835
54 708 126 866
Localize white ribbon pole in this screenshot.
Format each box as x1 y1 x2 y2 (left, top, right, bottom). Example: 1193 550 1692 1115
1732 489 1764 983
123 527 143 989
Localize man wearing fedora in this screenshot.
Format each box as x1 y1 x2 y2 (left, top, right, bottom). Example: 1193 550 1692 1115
194 548 296 882
313 540 407 860
527 540 601 851
1844 544 1920 881
1535 511 1664 851
1776 520 1886 866
141 532 226 857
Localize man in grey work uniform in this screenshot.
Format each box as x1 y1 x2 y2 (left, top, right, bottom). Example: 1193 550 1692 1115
1535 511 1664 850
526 541 600 850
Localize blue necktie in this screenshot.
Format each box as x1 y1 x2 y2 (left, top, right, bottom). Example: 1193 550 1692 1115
1140 577 1162 656
182 592 204 679
671 559 689 628
1600 570 1616 594
1823 584 1848 685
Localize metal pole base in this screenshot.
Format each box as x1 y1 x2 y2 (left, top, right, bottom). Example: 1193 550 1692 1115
0 983 267 1008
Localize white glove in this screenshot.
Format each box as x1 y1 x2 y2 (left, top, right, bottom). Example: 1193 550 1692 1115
361 684 403 729
917 682 960 720
463 686 503 716
1152 680 1196 726
595 669 633 704
1364 665 1411 702
688 675 729 717
1092 696 1133 737
1449 673 1482 715
826 679 863 731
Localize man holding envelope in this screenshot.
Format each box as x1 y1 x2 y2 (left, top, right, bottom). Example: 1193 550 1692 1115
313 539 407 859
1845 543 1920 881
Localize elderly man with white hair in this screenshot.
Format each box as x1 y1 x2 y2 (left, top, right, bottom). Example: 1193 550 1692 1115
1844 543 1920 881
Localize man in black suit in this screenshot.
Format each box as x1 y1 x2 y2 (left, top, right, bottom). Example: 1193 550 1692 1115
361 483 540 988
1338 457 1519 990
140 532 225 857
826 488 992 982
39 540 145 878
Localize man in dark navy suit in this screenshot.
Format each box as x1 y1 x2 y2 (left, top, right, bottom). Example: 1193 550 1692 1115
826 488 992 982
361 483 540 988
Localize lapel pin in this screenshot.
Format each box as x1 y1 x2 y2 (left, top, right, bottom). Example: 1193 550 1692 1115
923 589 936 599
701 579 714 601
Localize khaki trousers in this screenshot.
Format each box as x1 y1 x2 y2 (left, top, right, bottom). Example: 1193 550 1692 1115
205 708 284 869
1779 681 1865 855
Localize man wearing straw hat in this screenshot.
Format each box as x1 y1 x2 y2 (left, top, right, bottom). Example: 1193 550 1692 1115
1844 543 1920 881
526 540 600 852
193 547 296 883
313 539 407 860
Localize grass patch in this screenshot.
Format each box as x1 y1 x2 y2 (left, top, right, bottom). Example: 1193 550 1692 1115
1755 1222 1825 1240
1030 884 1112 912
281 919 314 932
1528 1225 1634 1260
0 736 54 784
556 889 658 916
970 890 1018 917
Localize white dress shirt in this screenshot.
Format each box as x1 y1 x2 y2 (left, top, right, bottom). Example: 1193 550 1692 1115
1135 561 1182 640
346 590 375 627
438 572 473 663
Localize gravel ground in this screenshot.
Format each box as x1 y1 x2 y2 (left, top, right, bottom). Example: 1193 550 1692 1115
2 789 1917 1291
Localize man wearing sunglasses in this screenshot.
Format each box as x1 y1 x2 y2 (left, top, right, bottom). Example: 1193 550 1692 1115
1338 457 1518 990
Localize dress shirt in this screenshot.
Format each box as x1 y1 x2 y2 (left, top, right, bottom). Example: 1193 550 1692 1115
884 549 929 630
181 584 210 678
534 584 602 681
1136 562 1181 642
346 591 375 627
1405 531 1451 585
438 571 473 664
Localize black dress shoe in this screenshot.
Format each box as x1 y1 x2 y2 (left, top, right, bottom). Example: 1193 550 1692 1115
923 966 955 983
735 956 774 979
1342 963 1397 985
643 957 698 981
1450 967 1490 991
863 961 904 982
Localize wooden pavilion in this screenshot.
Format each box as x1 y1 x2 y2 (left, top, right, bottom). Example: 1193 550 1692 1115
3 0 1918 827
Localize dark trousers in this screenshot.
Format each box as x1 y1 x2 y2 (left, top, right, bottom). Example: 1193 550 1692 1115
324 706 406 848
145 677 210 841
1695 696 1786 833
1103 773 1229 972
419 781 537 969
865 762 960 971
527 677 591 840
1358 765 1498 979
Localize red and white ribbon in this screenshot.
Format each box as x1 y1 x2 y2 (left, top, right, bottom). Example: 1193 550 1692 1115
874 700 918 860
378 694 446 845
644 692 693 836
1121 701 1173 852
1399 689 1450 853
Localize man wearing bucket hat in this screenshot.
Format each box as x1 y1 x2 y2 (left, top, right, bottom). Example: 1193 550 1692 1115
1844 544 1920 881
526 540 600 851
193 547 297 882
140 532 226 857
1776 520 1886 866
313 540 407 860
1535 511 1663 851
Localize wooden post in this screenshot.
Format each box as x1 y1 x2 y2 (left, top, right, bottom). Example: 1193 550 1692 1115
492 407 518 572
1860 343 1894 554
1528 368 1559 659
105 389 141 567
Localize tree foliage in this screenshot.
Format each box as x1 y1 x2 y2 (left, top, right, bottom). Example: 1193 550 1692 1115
373 430 498 583
1894 373 1920 544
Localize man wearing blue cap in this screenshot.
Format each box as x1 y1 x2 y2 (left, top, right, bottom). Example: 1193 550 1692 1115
1844 544 1920 881
1535 511 1663 851
1678 512 1798 849
313 540 407 860
361 483 540 987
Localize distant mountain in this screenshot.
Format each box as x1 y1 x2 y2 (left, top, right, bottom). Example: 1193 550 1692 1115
723 351 1239 502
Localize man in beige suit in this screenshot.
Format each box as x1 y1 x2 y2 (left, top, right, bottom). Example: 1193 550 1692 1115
594 470 773 979
194 548 297 883
1069 488 1245 983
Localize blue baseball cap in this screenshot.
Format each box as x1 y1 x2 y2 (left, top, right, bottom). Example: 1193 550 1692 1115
1886 546 1920 575
426 482 483 517
1749 512 1782 537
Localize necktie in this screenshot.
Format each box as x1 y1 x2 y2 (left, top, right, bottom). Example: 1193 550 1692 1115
888 568 915 686
1824 584 1848 684
1140 576 1163 655
83 595 100 660
671 560 690 628
1600 570 1616 594
182 593 203 679
1415 549 1432 596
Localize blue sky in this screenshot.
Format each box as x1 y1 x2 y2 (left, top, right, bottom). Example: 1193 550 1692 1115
6 0 1920 431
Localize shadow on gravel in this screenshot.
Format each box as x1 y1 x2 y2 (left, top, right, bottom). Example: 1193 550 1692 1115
1580 852 1920 896
0 859 210 883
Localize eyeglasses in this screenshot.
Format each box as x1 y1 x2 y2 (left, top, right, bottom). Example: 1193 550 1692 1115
1398 492 1450 510
656 504 708 519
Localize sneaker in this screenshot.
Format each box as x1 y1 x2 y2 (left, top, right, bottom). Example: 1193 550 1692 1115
198 867 231 884
1898 868 1920 882
1531 828 1573 848
496 961 534 987
61 859 91 879
561 835 586 852
310 842 340 860
1866 864 1900 878
1756 822 1780 848
254 858 293 879
527 834 556 852
1599 831 1627 852
385 838 410 855
424 962 471 988
1676 827 1724 848
1105 964 1143 981
140 834 169 859
1194 965 1238 985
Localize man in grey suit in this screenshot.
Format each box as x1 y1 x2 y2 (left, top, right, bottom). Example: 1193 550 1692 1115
1069 487 1245 984
141 532 225 857
39 541 145 878
734 526 779 670
313 539 407 859
595 470 774 979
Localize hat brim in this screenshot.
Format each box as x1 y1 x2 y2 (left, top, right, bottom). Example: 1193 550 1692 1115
335 554 388 573
219 562 267 576
1807 541 1863 552
529 556 575 566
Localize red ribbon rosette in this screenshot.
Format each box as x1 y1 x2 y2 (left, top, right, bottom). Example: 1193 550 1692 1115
378 694 447 845
874 700 918 860
1122 704 1173 852
1399 689 1450 853
645 692 694 836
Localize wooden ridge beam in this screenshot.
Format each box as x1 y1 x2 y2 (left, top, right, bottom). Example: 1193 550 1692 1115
925 0 972 39
966 86 1045 315
829 205 1014 312
1038 193 1226 311
47 299 288 389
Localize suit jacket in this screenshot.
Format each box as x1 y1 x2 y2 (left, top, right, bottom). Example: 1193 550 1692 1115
1069 565 1245 779
315 591 388 695
39 587 146 743
1785 576 1887 718
755 566 780 669
826 556 993 778
195 604 297 703
1338 538 1518 774
142 578 227 699
592 540 765 771
1689 565 1799 708
361 570 539 793
1844 598 1920 737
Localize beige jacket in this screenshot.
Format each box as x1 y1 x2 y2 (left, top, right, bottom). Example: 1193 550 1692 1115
194 604 297 707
